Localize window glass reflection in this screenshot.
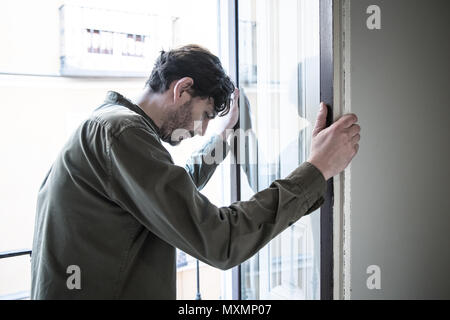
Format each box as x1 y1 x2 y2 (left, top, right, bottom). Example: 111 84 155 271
238 0 321 300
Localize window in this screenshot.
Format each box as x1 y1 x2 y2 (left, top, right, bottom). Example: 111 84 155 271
0 0 227 299
0 0 327 300
237 0 321 300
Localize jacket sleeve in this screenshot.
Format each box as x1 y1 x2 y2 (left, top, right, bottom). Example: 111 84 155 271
184 135 230 190
108 126 327 270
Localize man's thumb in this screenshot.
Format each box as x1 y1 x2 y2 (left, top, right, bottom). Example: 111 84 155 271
312 103 328 137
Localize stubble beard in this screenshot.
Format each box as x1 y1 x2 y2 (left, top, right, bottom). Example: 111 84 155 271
160 99 195 146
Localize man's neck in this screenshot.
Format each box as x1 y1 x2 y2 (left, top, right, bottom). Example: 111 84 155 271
134 89 167 130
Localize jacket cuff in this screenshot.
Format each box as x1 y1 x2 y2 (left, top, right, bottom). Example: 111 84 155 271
286 161 328 215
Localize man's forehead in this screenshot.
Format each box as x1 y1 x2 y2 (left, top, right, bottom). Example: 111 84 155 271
194 96 215 112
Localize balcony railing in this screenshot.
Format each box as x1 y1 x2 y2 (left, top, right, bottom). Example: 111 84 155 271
0 249 31 260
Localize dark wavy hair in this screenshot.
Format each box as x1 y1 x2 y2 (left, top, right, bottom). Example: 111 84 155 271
146 45 235 116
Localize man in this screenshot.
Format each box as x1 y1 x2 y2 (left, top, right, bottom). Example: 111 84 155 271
31 45 360 299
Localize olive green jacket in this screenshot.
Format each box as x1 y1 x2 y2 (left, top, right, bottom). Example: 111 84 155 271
30 91 327 300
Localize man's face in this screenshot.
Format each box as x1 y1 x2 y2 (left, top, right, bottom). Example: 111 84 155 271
160 96 216 146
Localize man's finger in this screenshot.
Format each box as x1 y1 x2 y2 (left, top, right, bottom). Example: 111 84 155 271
337 113 358 129
232 88 240 102
347 124 361 137
312 102 328 137
352 134 361 144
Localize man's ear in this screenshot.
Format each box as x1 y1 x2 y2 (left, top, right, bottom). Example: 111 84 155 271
173 77 194 103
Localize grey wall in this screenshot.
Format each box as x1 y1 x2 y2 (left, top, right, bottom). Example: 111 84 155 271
348 0 450 299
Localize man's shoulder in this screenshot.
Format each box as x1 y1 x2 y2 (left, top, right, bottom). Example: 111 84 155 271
90 103 156 138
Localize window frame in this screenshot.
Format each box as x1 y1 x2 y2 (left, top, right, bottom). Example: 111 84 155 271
319 0 334 301
228 0 335 300
225 0 242 301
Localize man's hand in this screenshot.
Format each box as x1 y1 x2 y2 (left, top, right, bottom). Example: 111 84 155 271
208 88 240 140
307 102 361 181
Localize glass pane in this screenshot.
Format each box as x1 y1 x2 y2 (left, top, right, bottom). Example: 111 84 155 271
0 0 225 299
0 255 31 298
238 0 321 300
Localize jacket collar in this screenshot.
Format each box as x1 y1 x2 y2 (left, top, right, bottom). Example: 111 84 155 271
104 91 161 136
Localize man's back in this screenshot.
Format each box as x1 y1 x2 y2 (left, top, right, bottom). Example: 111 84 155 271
31 95 178 299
